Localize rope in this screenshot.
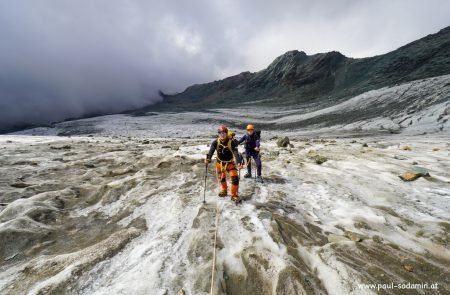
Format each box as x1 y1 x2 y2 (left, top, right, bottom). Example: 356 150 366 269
209 159 239 294
209 201 220 295
207 162 223 295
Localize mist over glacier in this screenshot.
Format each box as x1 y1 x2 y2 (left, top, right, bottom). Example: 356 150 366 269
1 0 449 132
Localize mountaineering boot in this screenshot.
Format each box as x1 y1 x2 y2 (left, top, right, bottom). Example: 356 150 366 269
256 176 264 183
218 190 227 197
244 172 251 178
231 195 241 204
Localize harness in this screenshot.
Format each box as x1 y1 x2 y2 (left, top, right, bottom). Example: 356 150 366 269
216 137 235 172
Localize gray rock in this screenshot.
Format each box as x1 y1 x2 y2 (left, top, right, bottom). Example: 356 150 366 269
277 136 290 147
412 166 430 175
372 235 384 243
307 150 328 164
314 155 328 164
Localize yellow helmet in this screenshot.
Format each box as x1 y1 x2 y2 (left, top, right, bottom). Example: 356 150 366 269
246 124 255 130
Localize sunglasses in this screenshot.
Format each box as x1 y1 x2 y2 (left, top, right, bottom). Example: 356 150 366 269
218 131 227 135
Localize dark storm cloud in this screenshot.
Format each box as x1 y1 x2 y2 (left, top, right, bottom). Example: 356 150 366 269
0 0 449 132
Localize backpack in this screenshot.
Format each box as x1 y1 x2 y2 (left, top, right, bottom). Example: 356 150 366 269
255 130 261 140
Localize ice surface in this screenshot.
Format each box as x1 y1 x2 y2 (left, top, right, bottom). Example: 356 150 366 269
1 75 449 294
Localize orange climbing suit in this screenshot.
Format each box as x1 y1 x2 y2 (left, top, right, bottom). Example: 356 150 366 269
216 162 239 197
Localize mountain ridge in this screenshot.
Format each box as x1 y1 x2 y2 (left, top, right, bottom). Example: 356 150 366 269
151 26 450 110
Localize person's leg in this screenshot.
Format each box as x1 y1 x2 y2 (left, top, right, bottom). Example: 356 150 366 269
254 153 262 176
216 162 227 196
227 164 239 199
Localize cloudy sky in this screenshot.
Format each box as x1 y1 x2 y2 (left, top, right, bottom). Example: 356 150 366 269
0 0 449 132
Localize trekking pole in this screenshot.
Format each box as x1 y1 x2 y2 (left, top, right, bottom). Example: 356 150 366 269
203 156 208 204
238 155 244 180
253 157 257 182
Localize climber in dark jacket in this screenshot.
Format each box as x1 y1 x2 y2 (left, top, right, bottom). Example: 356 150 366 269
205 125 242 202
238 124 263 183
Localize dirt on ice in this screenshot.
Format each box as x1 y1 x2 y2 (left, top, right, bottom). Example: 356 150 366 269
0 133 449 295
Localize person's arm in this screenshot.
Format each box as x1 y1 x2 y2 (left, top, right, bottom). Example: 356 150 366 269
206 140 217 160
237 135 246 145
232 140 241 166
253 134 260 151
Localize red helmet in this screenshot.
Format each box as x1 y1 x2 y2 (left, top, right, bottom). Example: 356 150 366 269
218 125 228 133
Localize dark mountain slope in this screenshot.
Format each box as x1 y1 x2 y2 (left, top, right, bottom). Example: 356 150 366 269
149 26 450 110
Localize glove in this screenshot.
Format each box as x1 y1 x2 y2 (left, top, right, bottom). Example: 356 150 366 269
205 158 211 165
